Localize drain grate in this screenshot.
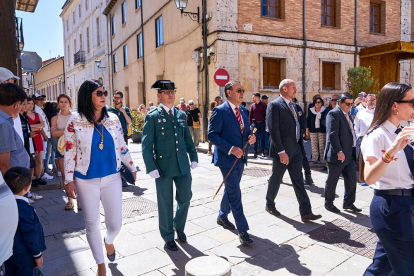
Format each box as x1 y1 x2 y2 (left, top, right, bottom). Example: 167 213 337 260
100 197 158 219
307 219 378 258
243 167 273 177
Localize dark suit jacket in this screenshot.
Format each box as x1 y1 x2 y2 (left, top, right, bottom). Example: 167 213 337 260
9 199 46 260
267 97 303 159
324 106 355 165
208 101 251 169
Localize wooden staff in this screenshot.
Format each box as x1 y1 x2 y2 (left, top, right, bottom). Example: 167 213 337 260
213 128 257 200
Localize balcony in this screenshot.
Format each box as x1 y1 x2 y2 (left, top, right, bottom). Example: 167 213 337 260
74 50 85 68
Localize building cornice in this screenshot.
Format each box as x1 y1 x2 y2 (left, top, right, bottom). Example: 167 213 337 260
60 0 75 17
103 0 118 16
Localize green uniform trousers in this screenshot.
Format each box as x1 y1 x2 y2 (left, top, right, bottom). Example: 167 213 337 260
155 173 192 242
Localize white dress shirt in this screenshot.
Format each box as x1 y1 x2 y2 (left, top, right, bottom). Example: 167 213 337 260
161 104 174 117
354 107 375 137
227 101 244 155
361 120 414 190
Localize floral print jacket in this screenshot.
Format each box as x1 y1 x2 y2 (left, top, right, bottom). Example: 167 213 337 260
64 112 136 182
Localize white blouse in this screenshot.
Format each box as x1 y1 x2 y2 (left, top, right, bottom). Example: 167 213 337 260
361 120 414 190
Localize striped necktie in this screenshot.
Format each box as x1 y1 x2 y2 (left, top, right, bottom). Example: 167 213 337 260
288 101 300 142
235 107 244 134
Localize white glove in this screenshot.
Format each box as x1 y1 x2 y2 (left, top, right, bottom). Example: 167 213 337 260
149 170 160 179
191 161 198 169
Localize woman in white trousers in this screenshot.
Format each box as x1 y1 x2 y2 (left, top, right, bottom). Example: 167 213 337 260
64 80 137 276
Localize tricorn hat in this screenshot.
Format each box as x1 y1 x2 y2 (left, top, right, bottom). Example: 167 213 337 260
151 80 176 91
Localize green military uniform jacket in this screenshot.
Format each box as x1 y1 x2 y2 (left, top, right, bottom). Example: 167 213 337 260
142 104 198 177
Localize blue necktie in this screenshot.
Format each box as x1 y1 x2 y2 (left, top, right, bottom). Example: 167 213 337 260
403 146 414 179
288 102 300 142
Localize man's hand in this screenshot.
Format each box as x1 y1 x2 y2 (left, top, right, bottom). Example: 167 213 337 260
248 134 256 145
279 152 289 165
149 170 160 179
191 161 198 169
231 147 243 159
65 182 78 199
337 152 345 163
35 256 43 269
119 107 125 113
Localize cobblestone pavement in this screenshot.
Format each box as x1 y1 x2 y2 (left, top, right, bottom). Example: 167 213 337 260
33 140 374 276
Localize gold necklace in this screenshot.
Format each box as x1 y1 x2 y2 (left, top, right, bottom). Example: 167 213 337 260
94 124 104 150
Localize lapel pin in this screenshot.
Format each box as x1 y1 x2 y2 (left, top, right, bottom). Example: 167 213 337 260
163 118 166 122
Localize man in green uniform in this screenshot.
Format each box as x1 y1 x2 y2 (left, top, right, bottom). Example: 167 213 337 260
142 80 198 251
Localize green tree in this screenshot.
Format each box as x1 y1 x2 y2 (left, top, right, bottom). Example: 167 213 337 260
346 66 379 98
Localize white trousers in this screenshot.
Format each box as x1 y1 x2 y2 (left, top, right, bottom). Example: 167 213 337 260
75 173 122 264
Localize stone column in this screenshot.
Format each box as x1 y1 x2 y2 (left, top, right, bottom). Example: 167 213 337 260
400 0 412 84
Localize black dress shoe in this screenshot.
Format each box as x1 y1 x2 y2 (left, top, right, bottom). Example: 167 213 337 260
239 232 253 245
325 204 341 213
165 240 178 251
265 206 281 216
217 216 235 230
304 174 314 185
253 153 258 158
301 213 322 222
343 204 362 213
31 179 40 187
175 229 187 242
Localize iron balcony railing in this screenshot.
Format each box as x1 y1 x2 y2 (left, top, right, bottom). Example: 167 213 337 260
74 50 85 65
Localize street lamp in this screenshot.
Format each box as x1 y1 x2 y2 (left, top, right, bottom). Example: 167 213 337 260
95 59 106 69
174 0 199 23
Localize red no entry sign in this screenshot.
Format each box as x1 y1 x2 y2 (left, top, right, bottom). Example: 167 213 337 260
214 69 229 87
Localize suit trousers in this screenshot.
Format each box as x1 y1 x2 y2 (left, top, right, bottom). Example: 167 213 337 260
155 173 192 242
266 143 312 216
4 253 37 276
364 195 414 276
252 121 266 152
218 161 249 233
324 159 357 207
75 173 123 264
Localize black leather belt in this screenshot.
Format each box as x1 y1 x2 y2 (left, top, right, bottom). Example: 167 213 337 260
374 189 414 196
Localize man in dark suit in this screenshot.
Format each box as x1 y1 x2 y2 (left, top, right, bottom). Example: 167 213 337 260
208 81 256 245
266 79 321 222
324 93 361 213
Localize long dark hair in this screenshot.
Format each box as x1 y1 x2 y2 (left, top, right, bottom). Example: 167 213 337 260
44 102 60 124
77 79 108 123
369 82 412 131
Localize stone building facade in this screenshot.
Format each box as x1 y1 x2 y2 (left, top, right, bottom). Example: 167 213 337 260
60 0 110 108
33 57 65 102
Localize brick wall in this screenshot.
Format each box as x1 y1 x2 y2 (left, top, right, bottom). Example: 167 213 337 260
237 0 401 47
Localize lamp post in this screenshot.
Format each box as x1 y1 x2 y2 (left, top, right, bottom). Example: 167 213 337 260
175 0 209 141
16 17 24 86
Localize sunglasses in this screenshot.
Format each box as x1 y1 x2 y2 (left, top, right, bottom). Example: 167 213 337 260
344 103 353 107
36 98 45 101
94 90 108 97
113 96 122 100
160 90 176 94
395 100 414 106
331 99 338 102
236 89 245 93
315 101 322 104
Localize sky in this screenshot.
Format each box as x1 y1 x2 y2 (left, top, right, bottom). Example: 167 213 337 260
16 0 65 61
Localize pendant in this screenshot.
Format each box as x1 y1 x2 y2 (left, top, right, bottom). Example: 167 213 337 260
99 142 104 150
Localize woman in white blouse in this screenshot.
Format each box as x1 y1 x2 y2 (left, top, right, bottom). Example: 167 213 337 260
361 82 414 276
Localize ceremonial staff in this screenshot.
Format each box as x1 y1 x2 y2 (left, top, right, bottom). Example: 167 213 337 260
213 128 257 199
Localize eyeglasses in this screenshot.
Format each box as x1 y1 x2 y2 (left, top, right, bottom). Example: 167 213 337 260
36 98 45 101
344 103 353 107
236 89 245 93
395 100 414 107
113 97 122 100
94 90 108 97
368 99 376 102
160 90 176 94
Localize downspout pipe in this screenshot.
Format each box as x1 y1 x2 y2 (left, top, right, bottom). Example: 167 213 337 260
302 0 307 112
202 0 209 141
140 2 146 104
354 0 358 67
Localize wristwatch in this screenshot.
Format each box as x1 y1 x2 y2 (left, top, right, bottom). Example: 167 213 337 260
64 180 73 186
338 151 343 153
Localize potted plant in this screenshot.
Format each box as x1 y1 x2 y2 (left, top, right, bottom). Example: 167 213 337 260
130 110 145 143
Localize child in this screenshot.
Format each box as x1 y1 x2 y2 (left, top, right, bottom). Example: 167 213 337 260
3 167 46 276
